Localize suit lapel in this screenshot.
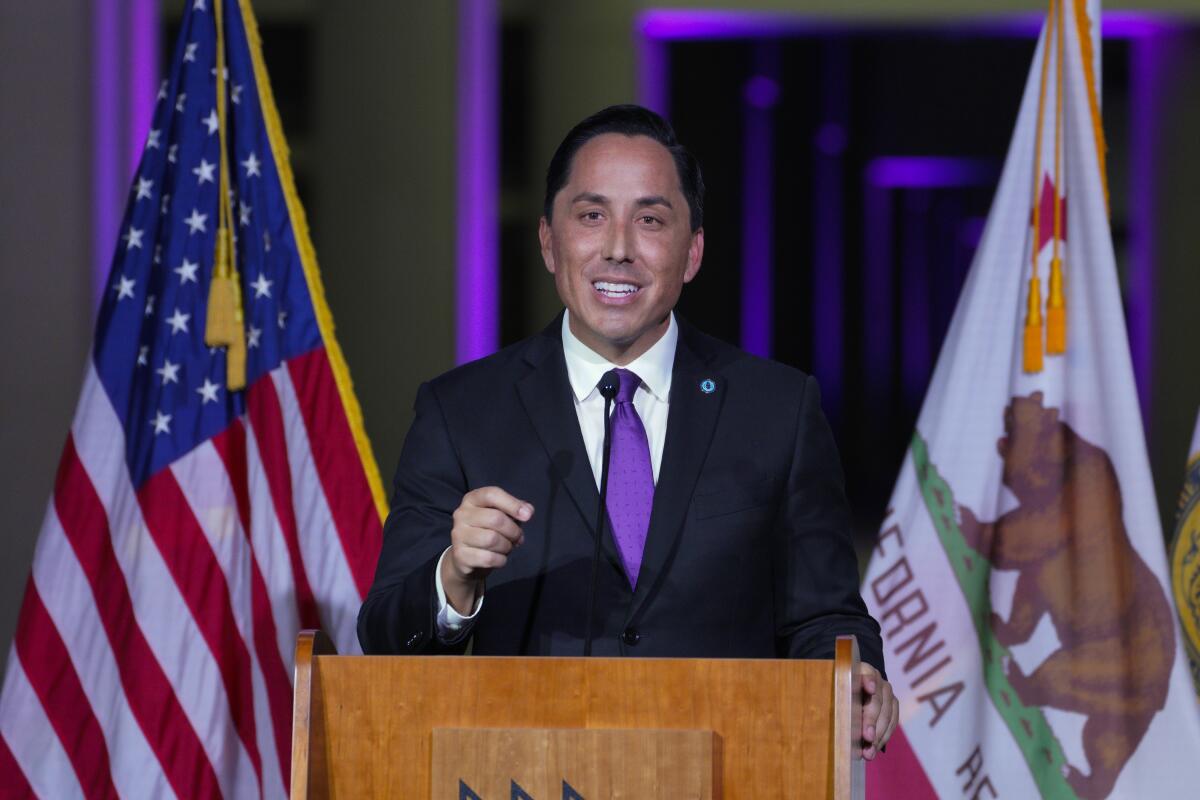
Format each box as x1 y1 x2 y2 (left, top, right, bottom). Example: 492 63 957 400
515 323 624 573
629 322 725 619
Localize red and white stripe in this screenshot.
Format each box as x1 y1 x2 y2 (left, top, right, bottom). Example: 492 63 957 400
0 349 382 798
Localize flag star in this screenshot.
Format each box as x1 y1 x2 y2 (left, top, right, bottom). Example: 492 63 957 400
144 294 156 316
114 275 136 300
167 144 178 164
203 108 219 135
123 226 144 250
184 208 208 234
150 410 172 435
239 201 252 227
250 273 272 298
166 308 191 334
175 93 187 113
153 244 162 265
183 42 198 62
247 325 262 349
277 310 288 329
210 66 228 80
146 128 161 149
193 0 206 9
241 152 261 178
196 378 220 404
174 258 199 284
135 177 153 201
137 345 149 366
161 193 171 215
231 83 243 105
157 79 168 100
263 231 271 252
156 359 180 385
193 158 216 185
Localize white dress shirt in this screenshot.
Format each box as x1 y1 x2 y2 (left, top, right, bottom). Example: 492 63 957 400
433 310 679 642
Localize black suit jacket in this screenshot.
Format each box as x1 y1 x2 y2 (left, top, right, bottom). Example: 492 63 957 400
357 316 885 673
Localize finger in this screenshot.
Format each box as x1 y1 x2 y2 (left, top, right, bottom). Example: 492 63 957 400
857 664 879 695
453 545 508 571
882 698 900 747
467 486 534 521
873 690 895 747
457 526 516 554
463 507 525 542
861 692 882 742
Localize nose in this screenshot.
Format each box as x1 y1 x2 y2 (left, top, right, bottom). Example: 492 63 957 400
601 217 635 264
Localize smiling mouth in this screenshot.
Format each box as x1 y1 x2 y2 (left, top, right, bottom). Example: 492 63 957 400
593 280 641 299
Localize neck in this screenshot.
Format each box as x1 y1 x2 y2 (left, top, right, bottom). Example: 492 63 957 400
568 314 670 366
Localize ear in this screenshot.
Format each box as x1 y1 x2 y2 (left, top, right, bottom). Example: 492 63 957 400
539 217 556 274
683 227 704 284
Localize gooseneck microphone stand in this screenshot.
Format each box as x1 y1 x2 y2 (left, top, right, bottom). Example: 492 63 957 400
583 370 620 657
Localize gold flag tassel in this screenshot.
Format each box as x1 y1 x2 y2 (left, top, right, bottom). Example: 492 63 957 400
1024 0 1056 374
204 0 247 389
1024 275 1044 374
1046 0 1067 355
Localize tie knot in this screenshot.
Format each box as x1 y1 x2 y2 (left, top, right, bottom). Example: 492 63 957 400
612 368 641 404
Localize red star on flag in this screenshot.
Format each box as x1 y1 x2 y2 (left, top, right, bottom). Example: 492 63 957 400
1031 173 1067 252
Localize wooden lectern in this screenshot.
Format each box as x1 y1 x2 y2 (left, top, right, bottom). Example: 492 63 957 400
291 630 865 799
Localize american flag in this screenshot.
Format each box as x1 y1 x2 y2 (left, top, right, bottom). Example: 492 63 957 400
0 1 384 797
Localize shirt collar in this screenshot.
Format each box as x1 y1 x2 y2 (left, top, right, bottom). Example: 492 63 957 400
561 309 677 403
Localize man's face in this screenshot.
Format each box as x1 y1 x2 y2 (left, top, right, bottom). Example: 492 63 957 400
539 133 703 364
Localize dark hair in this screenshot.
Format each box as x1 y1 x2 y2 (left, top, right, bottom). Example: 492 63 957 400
543 104 705 232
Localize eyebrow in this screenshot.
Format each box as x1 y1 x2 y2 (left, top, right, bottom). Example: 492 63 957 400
569 192 674 209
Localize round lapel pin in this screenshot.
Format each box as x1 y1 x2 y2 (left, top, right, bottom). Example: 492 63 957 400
700 378 716 394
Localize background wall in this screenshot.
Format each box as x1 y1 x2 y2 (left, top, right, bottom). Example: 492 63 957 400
2 0 1199 676
0 1 94 681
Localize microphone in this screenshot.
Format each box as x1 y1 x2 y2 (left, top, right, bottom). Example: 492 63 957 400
584 369 620 657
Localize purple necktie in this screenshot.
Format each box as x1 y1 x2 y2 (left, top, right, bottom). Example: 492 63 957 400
605 368 654 588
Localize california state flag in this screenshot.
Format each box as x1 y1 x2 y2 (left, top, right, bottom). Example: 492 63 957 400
863 1 1200 798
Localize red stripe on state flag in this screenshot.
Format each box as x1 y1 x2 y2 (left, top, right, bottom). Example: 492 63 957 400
53 436 222 799
0 732 35 800
287 347 382 597
246 372 322 630
866 724 938 800
136 468 264 789
12 577 117 800
212 420 294 792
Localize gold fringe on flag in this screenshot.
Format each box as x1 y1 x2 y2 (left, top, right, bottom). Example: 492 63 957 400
204 0 247 390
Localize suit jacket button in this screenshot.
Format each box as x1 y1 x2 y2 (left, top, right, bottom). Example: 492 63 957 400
621 628 640 646
405 632 423 649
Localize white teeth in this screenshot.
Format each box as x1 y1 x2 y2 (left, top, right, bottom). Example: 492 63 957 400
593 281 639 297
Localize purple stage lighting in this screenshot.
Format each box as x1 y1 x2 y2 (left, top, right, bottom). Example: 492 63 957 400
92 0 159 315
456 0 500 364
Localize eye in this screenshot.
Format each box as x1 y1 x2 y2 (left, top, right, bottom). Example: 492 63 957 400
638 215 662 226
580 210 604 222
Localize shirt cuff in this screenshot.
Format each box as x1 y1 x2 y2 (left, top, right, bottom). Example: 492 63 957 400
435 547 483 644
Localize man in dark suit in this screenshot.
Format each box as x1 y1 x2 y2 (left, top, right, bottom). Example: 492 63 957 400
358 105 897 758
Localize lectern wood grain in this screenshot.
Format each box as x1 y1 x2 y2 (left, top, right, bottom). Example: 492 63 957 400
431 728 715 798
291 631 863 799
